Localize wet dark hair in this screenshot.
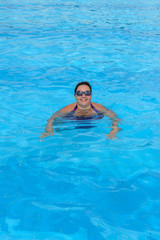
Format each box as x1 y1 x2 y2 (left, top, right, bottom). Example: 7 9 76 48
74 81 92 93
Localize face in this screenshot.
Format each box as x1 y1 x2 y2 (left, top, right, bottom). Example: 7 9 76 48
75 84 92 108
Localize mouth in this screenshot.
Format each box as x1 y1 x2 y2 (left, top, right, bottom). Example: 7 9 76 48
80 98 88 102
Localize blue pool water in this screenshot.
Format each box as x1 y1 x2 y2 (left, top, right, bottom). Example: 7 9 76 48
1 0 160 239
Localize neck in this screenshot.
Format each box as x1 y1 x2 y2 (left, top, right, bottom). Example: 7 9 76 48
77 103 91 110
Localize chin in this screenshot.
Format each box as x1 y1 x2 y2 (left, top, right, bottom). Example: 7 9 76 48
80 100 89 105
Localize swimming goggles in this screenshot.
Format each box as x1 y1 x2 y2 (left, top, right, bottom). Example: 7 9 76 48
76 90 92 96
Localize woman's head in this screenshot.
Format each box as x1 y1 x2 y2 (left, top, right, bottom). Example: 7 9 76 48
74 81 92 93
74 82 92 108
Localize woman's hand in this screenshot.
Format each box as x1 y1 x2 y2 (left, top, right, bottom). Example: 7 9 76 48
40 132 54 141
106 127 122 140
106 132 118 140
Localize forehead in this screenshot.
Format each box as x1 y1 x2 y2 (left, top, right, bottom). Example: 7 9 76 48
77 84 90 91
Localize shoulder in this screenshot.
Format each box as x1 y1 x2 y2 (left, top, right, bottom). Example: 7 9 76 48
92 102 109 111
49 103 77 120
58 103 77 113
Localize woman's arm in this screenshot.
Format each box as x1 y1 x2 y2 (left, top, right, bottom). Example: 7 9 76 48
40 103 76 139
93 103 122 140
40 112 62 139
104 109 122 140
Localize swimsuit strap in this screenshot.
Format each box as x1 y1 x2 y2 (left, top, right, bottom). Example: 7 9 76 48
68 105 77 116
66 103 104 120
91 103 100 114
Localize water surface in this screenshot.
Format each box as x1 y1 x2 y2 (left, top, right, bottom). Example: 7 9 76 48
0 0 160 239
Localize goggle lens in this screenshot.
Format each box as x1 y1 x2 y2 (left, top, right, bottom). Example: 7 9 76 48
76 91 91 96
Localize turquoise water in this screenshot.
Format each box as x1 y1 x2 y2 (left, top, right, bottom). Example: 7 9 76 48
1 0 160 239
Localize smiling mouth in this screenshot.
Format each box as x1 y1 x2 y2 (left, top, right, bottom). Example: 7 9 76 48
80 98 88 102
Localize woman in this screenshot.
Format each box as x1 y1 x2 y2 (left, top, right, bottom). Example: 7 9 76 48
41 81 121 140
